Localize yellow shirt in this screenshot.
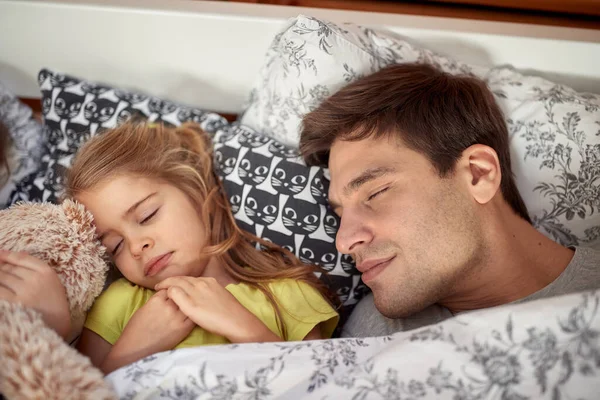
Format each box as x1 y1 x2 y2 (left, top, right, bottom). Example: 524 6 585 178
85 278 339 348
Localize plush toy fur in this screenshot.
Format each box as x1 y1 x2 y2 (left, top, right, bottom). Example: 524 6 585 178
0 200 116 399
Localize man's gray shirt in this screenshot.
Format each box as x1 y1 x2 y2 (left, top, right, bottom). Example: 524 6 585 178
341 246 600 337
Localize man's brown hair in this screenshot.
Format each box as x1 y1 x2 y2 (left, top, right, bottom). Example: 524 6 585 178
300 62 531 223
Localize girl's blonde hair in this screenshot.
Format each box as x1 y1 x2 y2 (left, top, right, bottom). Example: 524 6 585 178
64 121 338 339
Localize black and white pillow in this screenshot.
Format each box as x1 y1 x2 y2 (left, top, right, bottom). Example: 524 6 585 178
214 123 367 319
9 69 228 204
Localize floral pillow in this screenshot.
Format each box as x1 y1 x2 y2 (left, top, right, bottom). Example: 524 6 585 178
486 67 600 248
240 15 600 249
239 15 480 147
9 69 228 205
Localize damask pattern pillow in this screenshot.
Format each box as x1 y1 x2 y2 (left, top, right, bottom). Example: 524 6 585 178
0 82 45 208
239 15 480 146
9 69 228 204
486 67 600 248
213 123 367 318
240 15 600 249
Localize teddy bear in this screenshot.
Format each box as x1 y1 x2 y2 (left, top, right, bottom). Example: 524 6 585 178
0 199 116 399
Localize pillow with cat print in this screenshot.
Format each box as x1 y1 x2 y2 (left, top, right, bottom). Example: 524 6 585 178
213 123 368 323
9 69 228 205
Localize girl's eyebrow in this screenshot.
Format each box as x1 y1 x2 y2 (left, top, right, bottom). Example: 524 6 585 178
123 192 158 218
96 192 158 241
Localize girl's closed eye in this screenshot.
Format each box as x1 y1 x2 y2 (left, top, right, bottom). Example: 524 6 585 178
109 239 123 256
140 208 159 224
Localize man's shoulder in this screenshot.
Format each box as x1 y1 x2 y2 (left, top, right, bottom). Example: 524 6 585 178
519 246 600 304
559 246 600 290
573 246 600 265
341 293 452 338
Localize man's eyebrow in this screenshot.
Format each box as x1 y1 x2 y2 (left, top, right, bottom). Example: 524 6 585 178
96 192 157 241
343 166 396 197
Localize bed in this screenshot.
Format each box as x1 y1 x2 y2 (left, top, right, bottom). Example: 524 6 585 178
1 1 600 399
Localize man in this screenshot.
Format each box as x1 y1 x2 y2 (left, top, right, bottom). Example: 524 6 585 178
299 63 600 337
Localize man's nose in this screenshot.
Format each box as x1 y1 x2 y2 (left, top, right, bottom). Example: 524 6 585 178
335 211 373 254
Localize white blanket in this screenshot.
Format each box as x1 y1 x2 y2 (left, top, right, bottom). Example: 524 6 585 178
106 290 600 399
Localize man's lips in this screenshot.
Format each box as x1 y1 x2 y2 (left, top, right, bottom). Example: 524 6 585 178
357 255 396 283
144 252 173 277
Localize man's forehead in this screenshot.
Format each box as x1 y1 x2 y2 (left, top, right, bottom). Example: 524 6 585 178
329 138 400 181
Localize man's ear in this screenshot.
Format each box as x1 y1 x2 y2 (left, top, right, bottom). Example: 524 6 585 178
457 144 501 205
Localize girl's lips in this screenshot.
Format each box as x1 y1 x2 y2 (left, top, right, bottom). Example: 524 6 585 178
144 252 173 277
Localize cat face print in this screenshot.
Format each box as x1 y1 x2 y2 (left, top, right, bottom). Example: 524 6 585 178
298 237 337 271
148 98 177 115
177 107 206 124
323 206 340 241
238 152 271 186
221 180 244 214
238 127 271 148
214 146 239 176
268 141 299 159
244 188 279 226
49 73 79 89
260 227 296 255
83 99 117 124
54 91 85 120
271 159 310 196
81 81 111 96
281 197 319 235
310 170 329 204
114 89 148 105
340 253 357 275
64 122 90 149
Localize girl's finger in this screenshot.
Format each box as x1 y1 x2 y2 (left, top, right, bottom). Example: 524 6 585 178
0 262 28 279
166 286 192 310
0 251 46 272
0 269 24 295
0 280 17 297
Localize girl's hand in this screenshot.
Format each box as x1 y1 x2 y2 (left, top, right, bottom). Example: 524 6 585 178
155 276 281 343
119 289 195 351
0 250 71 339
100 290 196 374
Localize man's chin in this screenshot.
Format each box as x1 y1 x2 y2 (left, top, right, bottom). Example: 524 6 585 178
372 289 427 319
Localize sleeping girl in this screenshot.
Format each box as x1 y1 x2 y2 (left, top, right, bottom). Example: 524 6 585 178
63 121 339 374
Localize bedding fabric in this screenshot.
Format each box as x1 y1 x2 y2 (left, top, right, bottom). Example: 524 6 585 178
0 82 45 208
240 15 600 250
106 289 600 399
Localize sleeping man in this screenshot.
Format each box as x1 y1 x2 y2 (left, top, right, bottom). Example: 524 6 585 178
299 62 600 336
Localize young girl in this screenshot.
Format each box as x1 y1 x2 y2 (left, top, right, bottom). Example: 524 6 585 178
65 121 339 374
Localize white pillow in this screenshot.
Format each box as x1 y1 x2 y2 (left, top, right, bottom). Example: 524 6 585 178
240 15 485 146
240 15 600 249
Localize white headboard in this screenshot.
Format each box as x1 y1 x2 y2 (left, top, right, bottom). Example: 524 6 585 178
1 0 599 114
